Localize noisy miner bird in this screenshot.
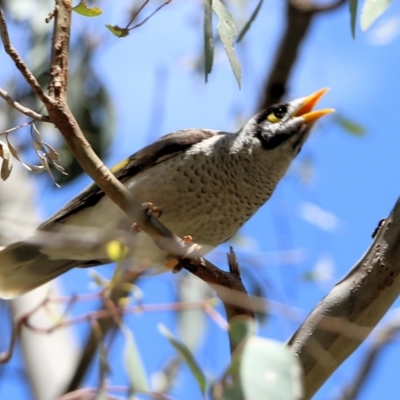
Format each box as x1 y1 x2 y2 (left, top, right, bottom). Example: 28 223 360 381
0 88 333 299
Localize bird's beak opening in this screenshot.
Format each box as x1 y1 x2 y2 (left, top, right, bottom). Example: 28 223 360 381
295 88 335 123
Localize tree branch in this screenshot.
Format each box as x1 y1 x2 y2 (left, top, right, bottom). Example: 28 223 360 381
288 197 400 399
0 87 50 122
0 3 254 391
338 316 400 400
0 8 50 106
258 0 346 109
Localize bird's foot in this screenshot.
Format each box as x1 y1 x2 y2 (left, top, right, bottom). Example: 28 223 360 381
164 236 203 273
143 202 163 218
130 202 163 235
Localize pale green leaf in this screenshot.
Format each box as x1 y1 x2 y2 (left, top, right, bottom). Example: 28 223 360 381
106 25 129 37
336 114 366 136
237 0 264 43
361 0 392 31
159 324 207 395
241 337 303 400
204 0 214 82
212 0 241 88
72 0 102 17
121 324 149 392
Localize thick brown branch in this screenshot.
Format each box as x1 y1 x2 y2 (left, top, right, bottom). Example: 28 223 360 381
49 0 71 101
288 197 400 399
258 0 346 109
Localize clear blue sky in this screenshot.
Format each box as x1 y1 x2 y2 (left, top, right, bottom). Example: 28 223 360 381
2 0 400 399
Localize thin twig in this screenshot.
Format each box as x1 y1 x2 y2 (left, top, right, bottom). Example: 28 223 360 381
338 316 400 400
129 0 172 31
0 7 50 106
0 87 50 122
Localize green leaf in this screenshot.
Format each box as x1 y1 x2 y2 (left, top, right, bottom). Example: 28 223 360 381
240 337 303 400
361 0 392 31
237 0 264 43
72 0 102 17
229 316 256 348
121 324 150 392
159 324 207 395
106 24 129 38
204 0 214 82
211 0 241 88
336 114 366 136
349 0 358 39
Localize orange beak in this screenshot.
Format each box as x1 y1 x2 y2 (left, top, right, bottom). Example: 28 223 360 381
295 88 335 123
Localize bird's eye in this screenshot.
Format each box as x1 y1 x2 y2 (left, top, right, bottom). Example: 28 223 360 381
267 105 287 123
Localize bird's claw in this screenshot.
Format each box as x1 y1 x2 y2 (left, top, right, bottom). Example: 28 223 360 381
164 236 202 273
143 202 163 218
130 202 163 235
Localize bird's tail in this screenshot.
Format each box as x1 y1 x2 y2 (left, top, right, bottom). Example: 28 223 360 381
0 241 78 299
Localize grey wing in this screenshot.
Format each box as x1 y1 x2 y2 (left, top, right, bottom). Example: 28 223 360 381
41 129 222 229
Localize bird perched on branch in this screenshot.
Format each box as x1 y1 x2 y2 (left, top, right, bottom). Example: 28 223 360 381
0 88 333 299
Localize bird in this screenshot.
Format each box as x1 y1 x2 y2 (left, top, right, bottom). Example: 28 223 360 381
0 88 334 299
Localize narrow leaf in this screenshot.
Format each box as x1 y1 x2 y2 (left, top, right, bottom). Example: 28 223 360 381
204 0 214 82
212 0 241 88
361 0 392 31
41 141 60 161
121 324 150 392
336 114 366 136
72 0 103 17
0 140 13 180
237 0 264 43
349 0 358 38
106 24 129 38
5 134 43 173
159 324 207 395
240 337 303 400
37 153 60 187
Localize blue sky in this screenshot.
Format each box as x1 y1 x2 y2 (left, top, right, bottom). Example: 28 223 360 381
2 0 400 399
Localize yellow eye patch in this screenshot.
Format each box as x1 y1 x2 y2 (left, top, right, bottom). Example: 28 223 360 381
267 113 281 123
266 105 288 124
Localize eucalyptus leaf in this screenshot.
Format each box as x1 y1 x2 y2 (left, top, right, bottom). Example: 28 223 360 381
336 114 366 136
0 140 12 180
361 0 392 31
106 25 129 37
72 0 102 17
159 324 207 395
349 0 358 38
204 0 214 82
237 0 264 43
240 337 303 400
121 324 150 393
229 316 256 348
212 0 241 88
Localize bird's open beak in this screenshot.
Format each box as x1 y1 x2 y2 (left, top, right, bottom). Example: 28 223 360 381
295 88 335 123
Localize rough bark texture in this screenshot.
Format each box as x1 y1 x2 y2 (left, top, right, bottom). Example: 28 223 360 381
289 198 400 399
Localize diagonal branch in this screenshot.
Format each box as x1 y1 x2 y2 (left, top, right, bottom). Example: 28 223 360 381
288 197 400 399
0 87 50 122
258 0 346 109
0 8 50 106
0 3 254 392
